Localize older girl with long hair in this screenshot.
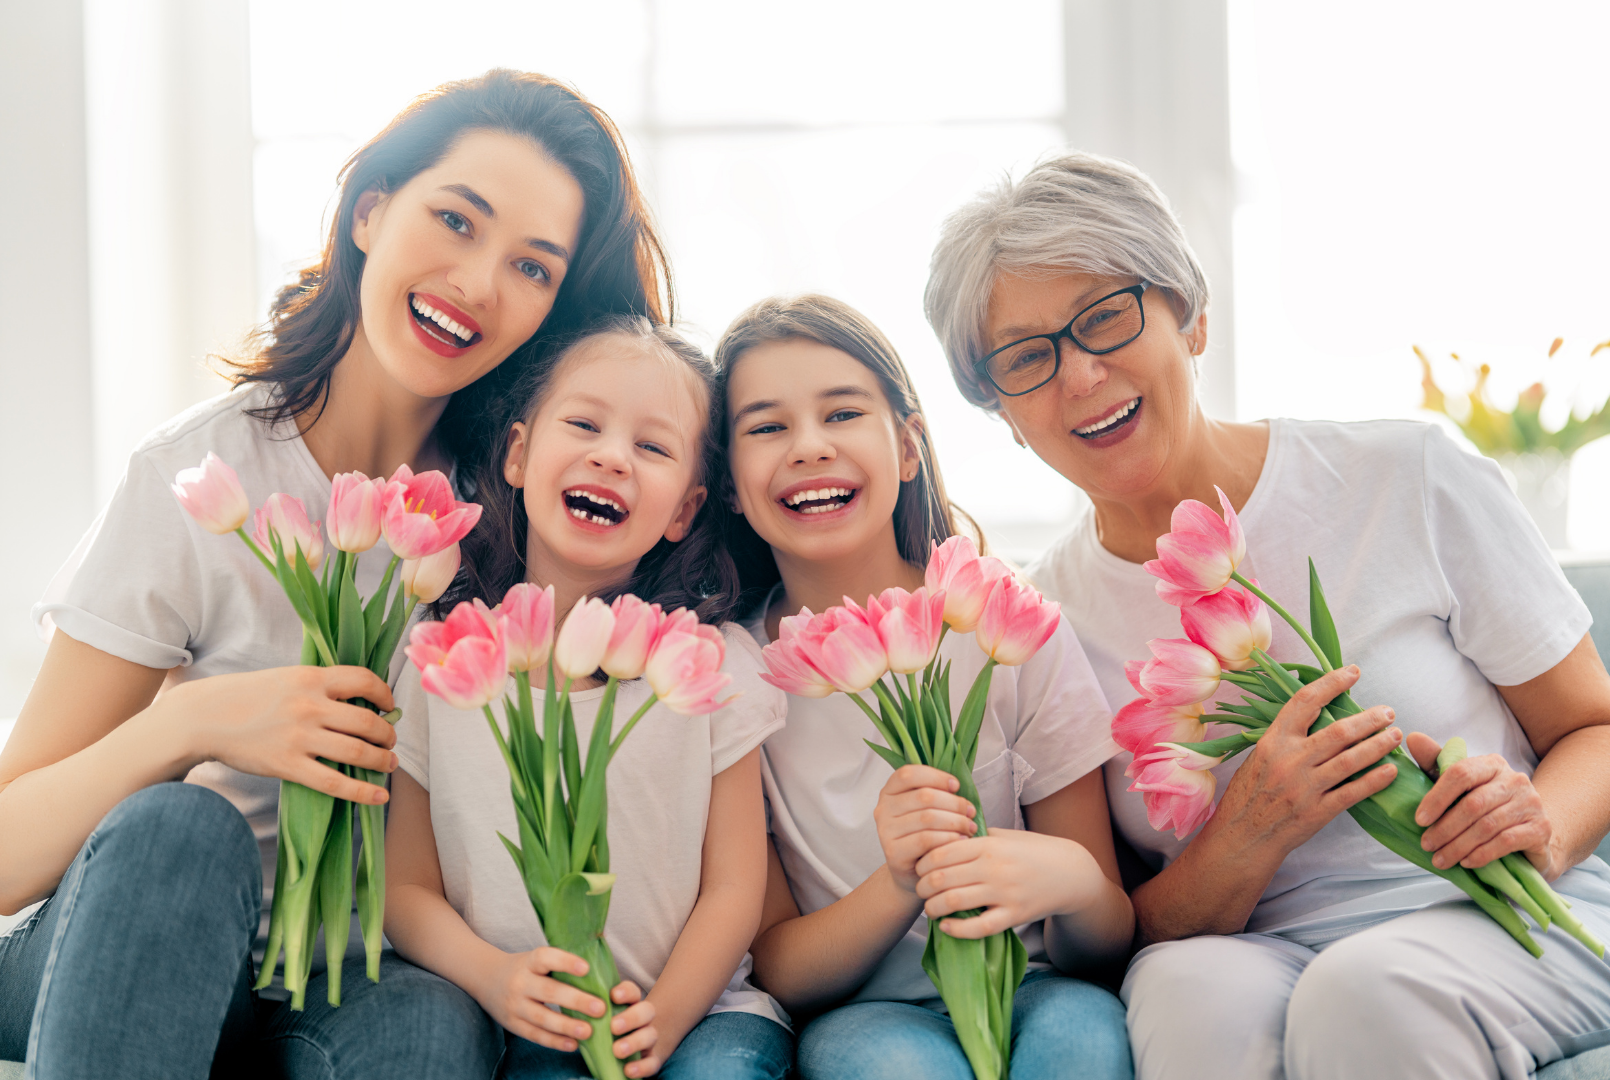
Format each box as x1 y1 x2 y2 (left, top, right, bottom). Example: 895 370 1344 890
0 69 669 1078
717 295 1134 1080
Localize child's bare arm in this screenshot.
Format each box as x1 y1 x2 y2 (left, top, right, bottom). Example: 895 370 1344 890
637 748 769 1070
385 769 656 1060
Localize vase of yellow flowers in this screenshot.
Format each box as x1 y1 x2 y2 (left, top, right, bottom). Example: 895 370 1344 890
1417 337 1610 549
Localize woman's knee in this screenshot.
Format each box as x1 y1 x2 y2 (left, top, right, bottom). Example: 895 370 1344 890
81 782 259 926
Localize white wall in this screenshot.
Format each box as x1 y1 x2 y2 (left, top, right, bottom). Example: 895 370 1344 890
1064 0 1237 420
0 0 96 717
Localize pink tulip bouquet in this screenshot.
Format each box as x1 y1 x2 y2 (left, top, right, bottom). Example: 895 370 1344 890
408 587 734 1080
758 535 1060 1080
1124 487 1603 959
173 454 480 1008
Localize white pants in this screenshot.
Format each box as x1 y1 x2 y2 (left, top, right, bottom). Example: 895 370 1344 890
1122 866 1610 1080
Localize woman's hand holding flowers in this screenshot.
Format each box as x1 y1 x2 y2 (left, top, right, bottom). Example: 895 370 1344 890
873 764 977 893
914 828 1109 940
169 663 397 804
1208 665 1401 861
1408 732 1559 879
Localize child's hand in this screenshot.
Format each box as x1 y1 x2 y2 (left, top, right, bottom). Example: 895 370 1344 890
873 764 977 893
606 981 661 1078
914 827 1107 937
477 946 615 1053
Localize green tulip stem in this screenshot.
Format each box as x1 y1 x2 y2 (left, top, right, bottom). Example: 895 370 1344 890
236 527 278 574
1231 571 1335 672
608 695 660 760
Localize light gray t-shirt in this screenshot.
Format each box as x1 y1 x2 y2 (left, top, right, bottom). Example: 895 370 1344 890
1025 418 1594 947
393 623 790 1027
748 592 1118 1006
34 383 409 908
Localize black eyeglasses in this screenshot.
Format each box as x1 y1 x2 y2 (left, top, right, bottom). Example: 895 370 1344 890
972 282 1150 397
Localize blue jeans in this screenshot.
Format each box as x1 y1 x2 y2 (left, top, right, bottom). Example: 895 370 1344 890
0 783 494 1079
500 1010 793 1079
795 970 1132 1080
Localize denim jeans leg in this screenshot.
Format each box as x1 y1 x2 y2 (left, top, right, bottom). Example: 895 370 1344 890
796 1001 974 1080
0 895 62 1059
1007 971 1133 1080
658 1011 793 1080
265 951 503 1080
498 1032 593 1080
24 782 262 1080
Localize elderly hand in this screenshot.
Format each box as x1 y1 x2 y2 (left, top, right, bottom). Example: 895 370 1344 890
1206 665 1402 864
913 827 1109 939
1407 732 1559 880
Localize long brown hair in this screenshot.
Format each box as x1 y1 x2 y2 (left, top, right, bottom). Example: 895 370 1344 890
712 294 979 612
231 69 672 477
441 315 742 626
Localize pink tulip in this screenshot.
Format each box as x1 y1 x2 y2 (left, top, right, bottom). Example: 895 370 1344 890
401 542 459 604
406 601 507 711
1111 698 1206 756
327 472 385 553
554 596 615 681
1126 746 1218 839
381 464 483 560
172 453 250 535
862 586 945 674
1180 581 1271 672
792 604 890 693
1134 638 1222 706
1143 486 1246 607
924 536 1013 632
602 595 665 680
498 582 556 673
758 609 839 698
975 575 1060 666
646 613 735 715
252 493 324 571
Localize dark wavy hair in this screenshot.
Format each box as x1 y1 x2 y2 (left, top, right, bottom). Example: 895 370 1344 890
711 294 981 614
441 315 741 626
229 69 672 476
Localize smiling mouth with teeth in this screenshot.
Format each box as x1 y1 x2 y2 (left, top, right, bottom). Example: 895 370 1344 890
1073 396 1142 439
410 294 481 348
781 486 858 515
563 489 628 527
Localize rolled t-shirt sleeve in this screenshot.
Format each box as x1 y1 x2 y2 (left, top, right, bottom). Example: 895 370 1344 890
34 453 204 669
393 663 432 791
709 628 787 776
1421 427 1591 687
1006 618 1118 805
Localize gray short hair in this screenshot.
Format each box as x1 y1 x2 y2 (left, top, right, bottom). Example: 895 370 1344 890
924 150 1210 411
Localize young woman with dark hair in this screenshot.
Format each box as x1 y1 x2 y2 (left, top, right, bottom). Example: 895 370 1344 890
0 69 669 1078
716 295 1135 1080
387 316 791 1079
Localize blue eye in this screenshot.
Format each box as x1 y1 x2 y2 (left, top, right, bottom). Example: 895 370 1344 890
826 409 862 423
440 210 469 234
517 259 550 283
640 442 670 458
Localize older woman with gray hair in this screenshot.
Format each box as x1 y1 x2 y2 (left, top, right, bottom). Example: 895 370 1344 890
922 150 1610 1080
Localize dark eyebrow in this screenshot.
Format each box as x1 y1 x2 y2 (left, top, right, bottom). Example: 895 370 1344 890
732 398 781 424
441 183 494 217
441 183 571 264
821 385 874 402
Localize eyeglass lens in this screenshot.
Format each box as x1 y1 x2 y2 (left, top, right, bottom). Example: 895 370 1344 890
985 289 1145 395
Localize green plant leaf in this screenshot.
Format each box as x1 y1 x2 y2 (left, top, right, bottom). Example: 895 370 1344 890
337 566 365 667
1308 558 1344 669
864 738 907 772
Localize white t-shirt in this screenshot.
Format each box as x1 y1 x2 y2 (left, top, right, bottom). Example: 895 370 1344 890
33 383 410 907
1025 418 1594 947
748 589 1119 1006
393 624 789 1027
